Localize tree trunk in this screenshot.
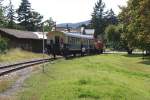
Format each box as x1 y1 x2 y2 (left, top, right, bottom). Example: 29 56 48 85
127 48 133 55
146 50 150 56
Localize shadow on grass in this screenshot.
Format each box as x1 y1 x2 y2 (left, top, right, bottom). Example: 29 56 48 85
65 54 101 60
123 54 143 58
122 54 150 65
139 60 150 65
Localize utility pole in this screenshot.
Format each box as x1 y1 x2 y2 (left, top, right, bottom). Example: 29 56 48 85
42 23 45 72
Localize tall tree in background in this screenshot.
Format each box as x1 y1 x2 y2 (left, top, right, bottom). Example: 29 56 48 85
27 11 43 31
6 0 16 28
91 0 106 37
105 9 118 25
17 0 31 30
0 0 7 27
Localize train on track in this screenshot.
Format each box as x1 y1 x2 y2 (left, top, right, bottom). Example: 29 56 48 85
46 28 104 58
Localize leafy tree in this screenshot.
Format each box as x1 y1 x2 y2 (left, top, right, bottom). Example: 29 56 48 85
119 0 150 54
119 4 137 54
17 0 31 30
43 17 54 32
0 37 9 53
105 25 122 50
136 0 150 55
91 0 106 37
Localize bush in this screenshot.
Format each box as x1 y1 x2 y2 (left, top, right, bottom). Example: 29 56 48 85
105 25 122 50
0 37 9 53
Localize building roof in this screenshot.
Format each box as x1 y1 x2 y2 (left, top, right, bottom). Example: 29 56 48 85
64 32 94 39
0 28 47 40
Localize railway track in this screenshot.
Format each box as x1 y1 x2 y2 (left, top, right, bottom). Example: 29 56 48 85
0 58 55 76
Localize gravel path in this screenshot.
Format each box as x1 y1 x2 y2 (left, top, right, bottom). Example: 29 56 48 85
0 66 37 99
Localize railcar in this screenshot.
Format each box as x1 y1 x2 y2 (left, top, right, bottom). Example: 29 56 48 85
46 31 103 58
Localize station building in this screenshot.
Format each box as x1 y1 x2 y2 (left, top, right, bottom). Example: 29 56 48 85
0 28 47 53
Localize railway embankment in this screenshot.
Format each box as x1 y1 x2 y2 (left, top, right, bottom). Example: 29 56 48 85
0 48 50 99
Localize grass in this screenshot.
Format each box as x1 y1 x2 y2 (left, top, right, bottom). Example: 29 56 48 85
0 48 48 63
0 78 16 93
17 54 150 100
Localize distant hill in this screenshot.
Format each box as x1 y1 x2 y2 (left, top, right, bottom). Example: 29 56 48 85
57 20 91 29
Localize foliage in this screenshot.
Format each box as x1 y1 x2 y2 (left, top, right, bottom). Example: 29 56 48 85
0 1 7 27
105 9 118 25
0 37 8 53
17 0 44 31
105 24 125 50
17 0 31 30
28 11 43 31
91 0 106 37
119 0 150 54
91 0 118 42
6 0 16 28
18 55 150 100
43 17 55 32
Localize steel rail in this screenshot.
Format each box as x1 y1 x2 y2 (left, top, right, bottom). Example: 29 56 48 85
0 58 55 76
0 58 51 69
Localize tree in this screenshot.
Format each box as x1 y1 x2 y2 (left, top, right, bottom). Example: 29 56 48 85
17 0 31 30
105 25 122 50
27 11 43 31
119 0 150 55
119 3 137 54
0 37 9 53
6 0 16 28
0 0 7 27
43 17 54 32
91 0 106 37
105 9 118 25
135 0 150 55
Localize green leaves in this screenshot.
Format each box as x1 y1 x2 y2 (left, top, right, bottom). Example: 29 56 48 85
0 37 9 53
91 0 106 36
119 0 150 53
17 0 43 31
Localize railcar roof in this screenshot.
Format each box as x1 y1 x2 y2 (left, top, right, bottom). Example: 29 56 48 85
64 32 94 39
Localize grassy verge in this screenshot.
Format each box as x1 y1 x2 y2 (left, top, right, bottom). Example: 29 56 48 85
18 54 150 100
0 76 17 93
0 48 49 94
0 48 48 63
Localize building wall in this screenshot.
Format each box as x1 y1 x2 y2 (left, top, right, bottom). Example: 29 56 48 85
0 31 44 53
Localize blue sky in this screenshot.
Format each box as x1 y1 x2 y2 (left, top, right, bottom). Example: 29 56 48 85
7 0 127 24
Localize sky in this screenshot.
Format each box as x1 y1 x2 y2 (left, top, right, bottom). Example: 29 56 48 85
6 0 127 24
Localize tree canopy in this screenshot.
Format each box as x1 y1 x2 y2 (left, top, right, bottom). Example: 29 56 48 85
119 0 150 54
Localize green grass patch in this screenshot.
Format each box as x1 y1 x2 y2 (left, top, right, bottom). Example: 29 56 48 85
0 48 48 93
17 54 150 100
0 48 48 63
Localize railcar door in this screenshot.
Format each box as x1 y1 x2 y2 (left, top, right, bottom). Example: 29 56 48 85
55 36 61 54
